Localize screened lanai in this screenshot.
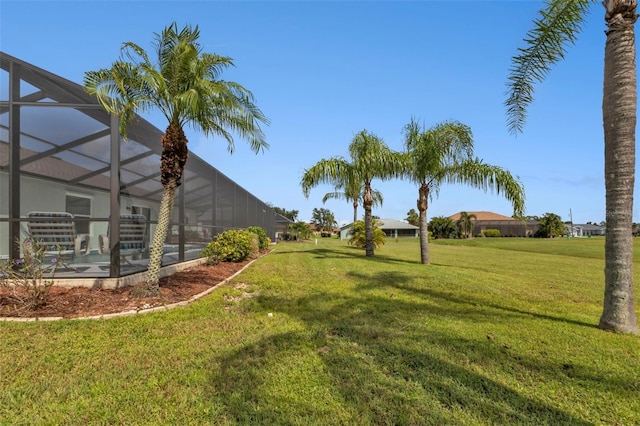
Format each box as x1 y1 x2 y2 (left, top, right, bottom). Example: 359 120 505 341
0 52 275 279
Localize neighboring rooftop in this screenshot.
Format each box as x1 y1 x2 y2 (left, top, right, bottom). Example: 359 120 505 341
449 211 515 221
340 219 418 230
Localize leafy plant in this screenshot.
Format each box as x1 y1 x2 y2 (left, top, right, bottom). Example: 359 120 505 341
483 228 501 238
247 226 270 250
201 229 254 263
200 243 222 266
428 216 457 239
0 239 60 314
288 222 313 240
348 220 386 249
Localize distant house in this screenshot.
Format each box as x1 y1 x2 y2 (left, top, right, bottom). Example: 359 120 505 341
307 222 339 236
448 211 538 237
340 218 418 240
567 223 605 237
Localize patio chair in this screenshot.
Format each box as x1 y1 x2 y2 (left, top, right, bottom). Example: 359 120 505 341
98 214 148 266
26 211 91 270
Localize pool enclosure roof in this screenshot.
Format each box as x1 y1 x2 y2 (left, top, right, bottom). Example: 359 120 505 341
0 51 246 212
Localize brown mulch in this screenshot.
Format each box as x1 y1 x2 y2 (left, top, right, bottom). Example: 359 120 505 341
0 259 251 319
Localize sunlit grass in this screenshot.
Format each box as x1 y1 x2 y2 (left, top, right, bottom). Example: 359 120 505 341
0 237 638 425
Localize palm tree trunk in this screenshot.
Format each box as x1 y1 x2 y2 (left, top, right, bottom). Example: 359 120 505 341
353 200 358 224
600 0 639 334
144 179 177 295
363 182 374 257
138 122 188 297
418 182 430 264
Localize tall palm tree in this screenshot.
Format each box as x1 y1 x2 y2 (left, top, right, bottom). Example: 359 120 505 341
506 0 638 334
403 118 525 264
84 23 268 296
456 211 477 239
322 178 383 224
302 130 404 256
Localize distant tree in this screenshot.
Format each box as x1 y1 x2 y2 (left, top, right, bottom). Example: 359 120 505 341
535 213 566 238
270 205 299 222
302 130 405 257
348 220 386 249
288 221 312 240
456 211 477 239
311 208 337 234
429 216 457 239
405 209 419 227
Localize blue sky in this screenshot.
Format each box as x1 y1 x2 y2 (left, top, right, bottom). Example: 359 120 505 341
0 1 625 225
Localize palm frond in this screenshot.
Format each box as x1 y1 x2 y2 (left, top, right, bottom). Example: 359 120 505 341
301 157 351 198
84 21 269 150
402 118 474 185
505 0 592 134
443 159 526 218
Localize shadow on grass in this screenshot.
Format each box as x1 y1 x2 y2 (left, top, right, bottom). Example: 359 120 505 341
208 290 594 425
345 267 596 329
272 245 422 267
391 278 597 330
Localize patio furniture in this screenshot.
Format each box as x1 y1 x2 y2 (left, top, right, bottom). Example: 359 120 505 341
27 211 90 270
98 214 148 266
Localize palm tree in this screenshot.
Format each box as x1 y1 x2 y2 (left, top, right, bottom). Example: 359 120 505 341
506 1 638 334
322 178 383 224
428 216 457 240
403 118 525 264
405 209 420 227
311 207 337 234
456 211 477 239
302 130 404 256
84 23 268 296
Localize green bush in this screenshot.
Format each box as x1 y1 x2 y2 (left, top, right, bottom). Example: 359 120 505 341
484 229 501 238
201 229 254 263
348 220 386 249
200 242 222 265
247 226 270 250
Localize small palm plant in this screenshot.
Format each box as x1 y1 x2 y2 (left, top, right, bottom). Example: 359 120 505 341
348 220 386 249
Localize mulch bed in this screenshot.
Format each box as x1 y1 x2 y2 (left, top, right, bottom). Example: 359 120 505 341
0 259 250 319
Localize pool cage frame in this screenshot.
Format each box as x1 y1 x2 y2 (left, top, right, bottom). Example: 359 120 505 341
0 52 275 278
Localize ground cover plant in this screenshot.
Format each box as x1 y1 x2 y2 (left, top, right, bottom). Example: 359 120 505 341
0 238 638 424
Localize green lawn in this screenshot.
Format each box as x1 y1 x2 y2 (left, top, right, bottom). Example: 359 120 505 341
1 237 638 425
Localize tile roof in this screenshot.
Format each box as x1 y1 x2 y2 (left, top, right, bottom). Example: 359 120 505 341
448 211 515 221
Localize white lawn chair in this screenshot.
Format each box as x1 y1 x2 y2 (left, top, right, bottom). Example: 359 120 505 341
98 214 147 266
27 211 90 270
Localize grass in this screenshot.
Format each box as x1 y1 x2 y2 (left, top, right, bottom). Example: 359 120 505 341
1 237 639 425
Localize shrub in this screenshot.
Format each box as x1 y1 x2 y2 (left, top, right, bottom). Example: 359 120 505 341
348 220 386 249
200 242 222 265
247 226 270 250
201 229 254 263
484 229 501 238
